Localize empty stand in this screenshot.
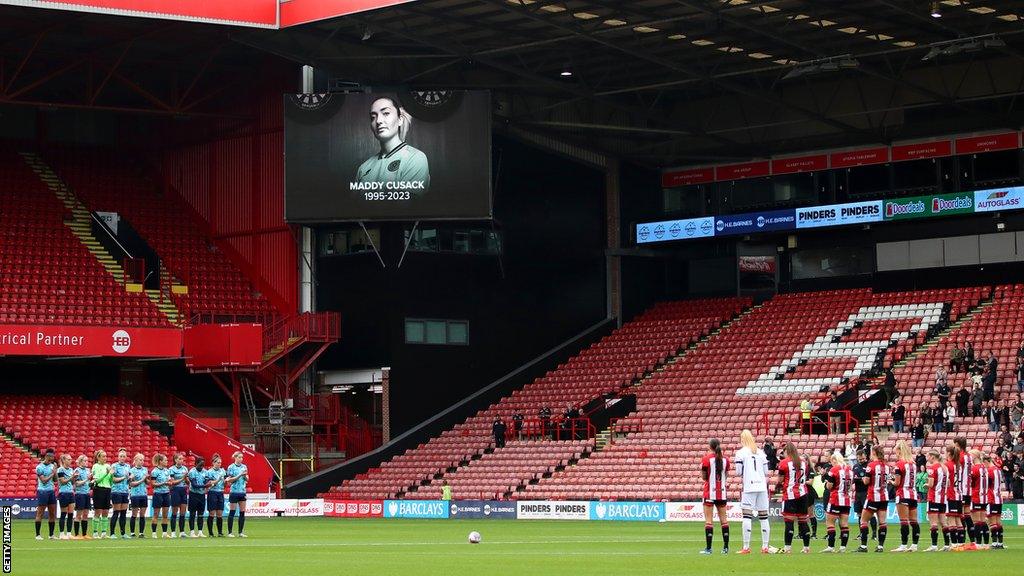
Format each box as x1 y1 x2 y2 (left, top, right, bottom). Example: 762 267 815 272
0 436 40 497
0 151 169 327
326 297 749 500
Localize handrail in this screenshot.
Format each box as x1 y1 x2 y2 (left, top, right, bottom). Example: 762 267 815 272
508 417 594 442
90 211 133 258
142 386 208 422
757 409 858 437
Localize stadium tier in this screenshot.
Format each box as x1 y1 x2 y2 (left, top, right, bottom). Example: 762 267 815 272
526 286 990 500
0 151 170 326
0 394 194 496
42 149 274 320
327 297 750 500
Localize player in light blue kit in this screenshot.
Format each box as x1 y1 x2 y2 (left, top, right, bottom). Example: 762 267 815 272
55 454 76 540
168 453 189 537
34 448 57 540
226 451 249 537
72 454 92 539
205 454 227 537
150 453 172 538
128 453 149 538
187 456 208 538
109 448 131 539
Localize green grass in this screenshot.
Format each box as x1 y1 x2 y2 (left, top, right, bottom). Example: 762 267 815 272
9 518 1024 575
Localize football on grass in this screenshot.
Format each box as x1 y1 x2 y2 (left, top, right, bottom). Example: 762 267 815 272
468 531 482 544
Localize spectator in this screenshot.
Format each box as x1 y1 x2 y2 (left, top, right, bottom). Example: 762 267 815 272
965 342 976 368
988 351 999 373
932 404 945 433
915 464 928 501
882 368 899 407
955 384 970 418
935 366 949 389
763 437 778 470
950 345 964 373
1001 453 1015 495
972 381 985 417
944 403 955 433
999 401 1012 430
512 412 524 439
911 418 927 449
823 391 843 434
492 417 507 448
920 403 933 431
799 398 813 434
987 401 1001 432
935 378 950 412
892 400 906 433
1011 401 1023 431
1017 357 1024 394
1000 426 1013 451
844 442 857 467
1014 457 1024 500
915 448 927 471
538 406 552 438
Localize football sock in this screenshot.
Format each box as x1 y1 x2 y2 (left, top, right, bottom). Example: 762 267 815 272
784 520 794 547
758 514 770 548
704 524 713 549
931 527 938 546
877 525 887 546
216 517 223 535
742 515 752 549
48 521 54 537
942 527 950 546
720 524 728 549
129 516 136 533
34 521 40 537
229 509 236 534
900 522 909 545
826 527 836 548
840 528 850 547
798 521 810 547
860 524 869 546
179 512 186 532
238 511 245 533
911 521 920 545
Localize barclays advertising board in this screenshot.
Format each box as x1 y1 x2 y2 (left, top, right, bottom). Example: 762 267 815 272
383 500 449 519
589 501 665 522
447 500 517 520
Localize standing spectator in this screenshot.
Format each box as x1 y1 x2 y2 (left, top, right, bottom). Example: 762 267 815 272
914 448 927 471
799 398 814 434
763 437 778 471
987 401 1001 432
949 345 964 373
883 368 899 407
999 425 1013 451
512 412 524 439
844 442 857 467
1013 457 1024 501
999 401 1012 430
965 342 976 369
538 406 552 439
892 400 906 433
971 381 985 417
1017 357 1024 394
1010 401 1022 432
920 403 933 432
935 378 950 413
1001 453 1015 496
491 417 507 448
988 351 999 374
911 418 926 448
943 403 955 433
932 404 945 433
935 366 948 389
954 385 970 418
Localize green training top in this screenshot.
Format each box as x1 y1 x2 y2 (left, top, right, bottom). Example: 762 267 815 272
441 485 452 501
91 462 113 488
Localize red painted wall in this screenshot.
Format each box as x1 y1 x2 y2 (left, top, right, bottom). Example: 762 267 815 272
160 81 297 314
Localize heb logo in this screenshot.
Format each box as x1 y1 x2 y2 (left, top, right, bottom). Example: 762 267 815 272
111 330 131 354
885 200 925 217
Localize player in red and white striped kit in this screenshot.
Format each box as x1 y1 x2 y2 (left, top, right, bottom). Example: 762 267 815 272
856 446 889 553
822 451 854 553
969 449 989 550
986 453 1005 549
890 440 919 552
955 437 974 549
700 438 730 555
774 443 811 554
924 449 949 552
944 444 964 549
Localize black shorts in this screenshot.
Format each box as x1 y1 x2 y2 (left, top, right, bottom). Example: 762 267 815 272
130 496 148 510
111 492 129 505
229 493 247 504
971 502 989 512
946 500 963 515
152 493 171 509
854 494 867 512
927 502 946 514
92 487 112 510
826 503 850 516
987 504 1002 516
783 496 809 517
864 500 888 512
206 492 224 512
187 493 206 513
895 497 918 510
74 494 91 510
171 487 187 507
58 493 74 507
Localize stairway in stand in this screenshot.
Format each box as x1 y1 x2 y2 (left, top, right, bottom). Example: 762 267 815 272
19 152 182 325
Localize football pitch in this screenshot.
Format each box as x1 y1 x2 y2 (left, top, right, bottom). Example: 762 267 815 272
9 518 1023 575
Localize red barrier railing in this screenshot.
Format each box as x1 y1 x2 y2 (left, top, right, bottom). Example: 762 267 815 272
141 386 208 422
262 311 341 356
338 404 380 460
757 410 858 437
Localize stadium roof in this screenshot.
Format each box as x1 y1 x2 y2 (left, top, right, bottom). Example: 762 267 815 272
2 1 1024 167
242 0 1024 167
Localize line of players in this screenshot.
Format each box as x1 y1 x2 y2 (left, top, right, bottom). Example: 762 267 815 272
701 430 1005 554
32 447 250 540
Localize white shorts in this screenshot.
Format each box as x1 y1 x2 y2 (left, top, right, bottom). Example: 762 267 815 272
741 491 769 512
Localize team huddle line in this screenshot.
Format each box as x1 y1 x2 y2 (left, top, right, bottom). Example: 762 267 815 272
32 447 251 540
700 430 1005 554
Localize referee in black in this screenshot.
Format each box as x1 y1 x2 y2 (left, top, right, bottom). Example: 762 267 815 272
852 450 877 540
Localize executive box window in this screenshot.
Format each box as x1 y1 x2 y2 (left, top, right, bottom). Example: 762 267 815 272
406 227 501 255
893 158 939 192
405 319 469 345
841 163 891 198
663 184 705 216
320 228 380 256
962 149 1022 187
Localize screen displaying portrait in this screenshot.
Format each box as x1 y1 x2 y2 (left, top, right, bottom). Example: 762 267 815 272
285 90 492 222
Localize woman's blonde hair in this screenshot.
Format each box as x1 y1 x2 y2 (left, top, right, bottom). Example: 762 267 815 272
76 454 88 467
830 450 845 467
60 453 71 465
231 451 243 460
740 429 758 452
895 440 913 462
133 453 145 465
94 449 106 462
152 453 166 467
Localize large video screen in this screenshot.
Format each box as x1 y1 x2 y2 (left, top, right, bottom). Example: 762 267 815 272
285 91 492 222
